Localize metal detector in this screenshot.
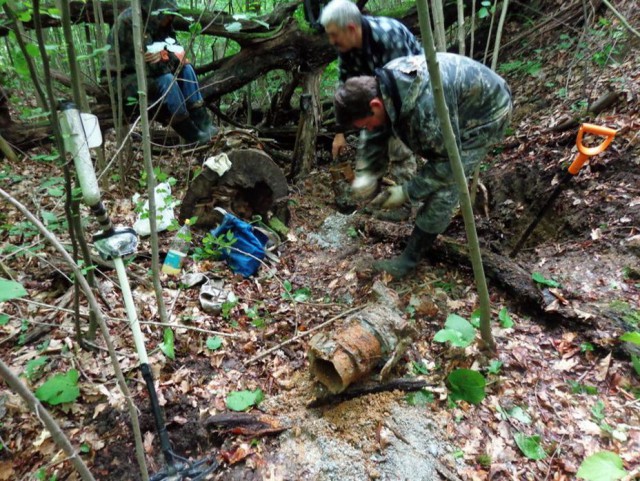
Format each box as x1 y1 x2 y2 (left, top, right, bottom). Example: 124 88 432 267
59 102 218 480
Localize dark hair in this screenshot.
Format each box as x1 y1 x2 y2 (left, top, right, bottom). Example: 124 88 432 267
334 76 380 128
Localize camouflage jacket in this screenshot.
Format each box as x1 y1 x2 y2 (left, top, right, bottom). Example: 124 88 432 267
337 16 423 83
105 0 182 80
357 54 512 186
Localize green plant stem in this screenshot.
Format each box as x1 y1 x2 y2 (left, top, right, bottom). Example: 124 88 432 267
415 0 496 353
32 1 100 346
130 0 169 326
490 0 509 71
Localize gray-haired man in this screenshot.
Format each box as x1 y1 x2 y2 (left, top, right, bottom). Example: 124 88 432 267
320 0 422 190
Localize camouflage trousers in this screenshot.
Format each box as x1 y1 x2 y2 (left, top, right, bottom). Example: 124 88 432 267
407 110 512 234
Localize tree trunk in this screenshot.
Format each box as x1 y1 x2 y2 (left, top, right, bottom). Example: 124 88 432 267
291 69 323 183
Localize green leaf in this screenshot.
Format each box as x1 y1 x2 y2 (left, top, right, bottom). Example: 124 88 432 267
447 369 486 405
469 309 481 328
35 370 80 405
487 360 503 374
591 400 606 421
0 314 9 326
577 451 627 481
13 50 29 78
41 210 58 226
189 22 203 35
226 389 264 412
497 405 532 424
568 380 598 395
160 328 175 360
25 43 40 58
412 361 429 375
514 432 547 460
23 356 49 381
498 307 514 328
433 314 476 348
620 331 640 346
631 355 640 376
268 216 289 236
17 10 32 22
0 279 27 302
206 336 223 351
292 287 311 302
532 272 561 288
406 389 434 406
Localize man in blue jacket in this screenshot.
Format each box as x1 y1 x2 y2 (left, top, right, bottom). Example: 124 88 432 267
334 54 513 278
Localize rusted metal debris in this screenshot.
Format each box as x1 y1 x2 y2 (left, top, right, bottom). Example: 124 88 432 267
308 282 417 394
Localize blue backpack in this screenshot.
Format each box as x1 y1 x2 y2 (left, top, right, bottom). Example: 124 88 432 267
210 212 269 277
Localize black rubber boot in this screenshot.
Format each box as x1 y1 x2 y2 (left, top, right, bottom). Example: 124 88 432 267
189 105 218 138
170 116 211 146
373 227 437 279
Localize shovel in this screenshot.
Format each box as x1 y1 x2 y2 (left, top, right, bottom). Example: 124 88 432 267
59 102 218 480
509 123 617 258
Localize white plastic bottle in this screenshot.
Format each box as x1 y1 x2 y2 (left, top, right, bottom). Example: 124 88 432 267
161 220 191 276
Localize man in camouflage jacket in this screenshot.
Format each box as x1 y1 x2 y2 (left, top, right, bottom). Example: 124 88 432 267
319 0 422 191
106 0 216 144
334 54 513 278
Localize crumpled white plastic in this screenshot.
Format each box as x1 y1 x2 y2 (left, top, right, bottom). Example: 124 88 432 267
146 37 185 54
204 152 232 176
132 181 177 236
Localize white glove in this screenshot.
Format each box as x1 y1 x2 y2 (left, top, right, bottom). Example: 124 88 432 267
351 172 378 199
371 185 407 209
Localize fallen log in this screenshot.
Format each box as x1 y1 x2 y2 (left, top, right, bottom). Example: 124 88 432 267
547 90 623 133
353 217 639 357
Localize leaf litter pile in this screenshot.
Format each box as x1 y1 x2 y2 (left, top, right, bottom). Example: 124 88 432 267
1 3 640 481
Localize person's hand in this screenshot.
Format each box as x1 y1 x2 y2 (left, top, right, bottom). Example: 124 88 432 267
174 50 189 64
144 51 163 64
332 133 347 159
370 185 407 209
351 172 378 200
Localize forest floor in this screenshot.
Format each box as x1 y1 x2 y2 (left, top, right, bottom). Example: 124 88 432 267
1 1 640 481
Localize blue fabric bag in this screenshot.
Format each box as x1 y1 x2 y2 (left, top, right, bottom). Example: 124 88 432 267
210 212 269 277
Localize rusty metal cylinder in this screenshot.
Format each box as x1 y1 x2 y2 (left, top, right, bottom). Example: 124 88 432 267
308 295 410 394
308 322 383 394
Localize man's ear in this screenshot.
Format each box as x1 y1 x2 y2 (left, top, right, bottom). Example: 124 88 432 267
369 97 384 112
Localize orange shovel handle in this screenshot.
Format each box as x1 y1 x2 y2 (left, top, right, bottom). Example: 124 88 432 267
568 123 617 175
